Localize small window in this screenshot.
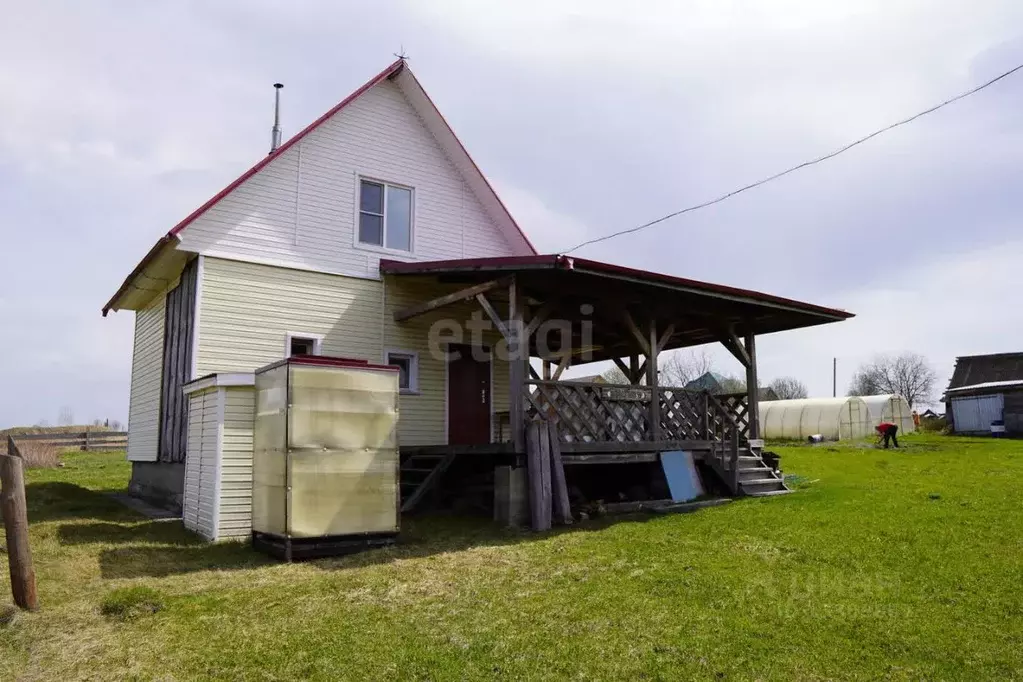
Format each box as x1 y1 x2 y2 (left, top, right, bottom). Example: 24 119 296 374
386 350 418 394
359 179 413 251
286 333 323 357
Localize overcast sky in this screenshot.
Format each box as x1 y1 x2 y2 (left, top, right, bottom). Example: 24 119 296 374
2 0 1022 427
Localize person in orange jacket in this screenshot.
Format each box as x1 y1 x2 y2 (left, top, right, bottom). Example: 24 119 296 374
876 421 899 448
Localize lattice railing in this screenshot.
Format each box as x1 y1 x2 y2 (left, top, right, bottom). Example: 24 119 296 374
525 380 652 443
523 380 747 492
716 392 751 440
658 388 709 441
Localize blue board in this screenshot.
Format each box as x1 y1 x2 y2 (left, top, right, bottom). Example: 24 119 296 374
660 450 705 502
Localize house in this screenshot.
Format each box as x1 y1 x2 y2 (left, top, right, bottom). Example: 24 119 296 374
684 372 779 400
104 59 854 535
943 352 1023 435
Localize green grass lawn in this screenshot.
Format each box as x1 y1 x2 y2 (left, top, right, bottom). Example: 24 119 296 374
2 434 1022 681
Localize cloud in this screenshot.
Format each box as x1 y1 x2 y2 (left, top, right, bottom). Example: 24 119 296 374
1 0 1022 429
490 180 592 253
755 237 1023 404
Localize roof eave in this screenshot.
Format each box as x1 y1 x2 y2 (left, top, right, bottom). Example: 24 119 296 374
102 234 177 316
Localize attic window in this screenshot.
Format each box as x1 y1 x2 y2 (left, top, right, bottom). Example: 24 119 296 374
359 179 413 252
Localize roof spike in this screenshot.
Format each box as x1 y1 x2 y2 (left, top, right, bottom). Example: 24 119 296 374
270 83 284 154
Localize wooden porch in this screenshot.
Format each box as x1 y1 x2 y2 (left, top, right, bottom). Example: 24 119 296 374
384 255 853 524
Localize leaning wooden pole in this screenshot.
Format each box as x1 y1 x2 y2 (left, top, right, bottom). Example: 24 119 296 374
0 449 38 611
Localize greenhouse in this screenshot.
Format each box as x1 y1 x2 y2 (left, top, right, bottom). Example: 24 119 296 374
859 394 916 434
759 397 873 441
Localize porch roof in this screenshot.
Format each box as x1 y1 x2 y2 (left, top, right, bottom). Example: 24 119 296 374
380 255 853 360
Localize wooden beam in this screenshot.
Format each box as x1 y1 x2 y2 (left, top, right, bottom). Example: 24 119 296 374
611 356 631 379
634 359 647 384
475 293 510 340
551 354 570 381
547 422 572 525
745 331 761 440
621 309 651 356
524 299 558 338
393 277 508 322
508 276 526 453
647 319 661 443
630 355 641 385
559 440 714 454
656 323 676 353
718 324 751 368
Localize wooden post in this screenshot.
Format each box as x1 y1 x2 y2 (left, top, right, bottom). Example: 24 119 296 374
547 422 572 525
526 422 552 531
508 276 526 454
83 430 91 452
629 355 640 385
647 320 661 443
730 427 740 493
744 331 760 440
0 453 38 611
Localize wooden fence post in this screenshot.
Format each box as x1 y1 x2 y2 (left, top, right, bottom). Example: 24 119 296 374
0 452 38 611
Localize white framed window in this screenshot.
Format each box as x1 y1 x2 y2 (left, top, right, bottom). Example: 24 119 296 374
286 332 323 358
385 350 419 394
357 178 413 252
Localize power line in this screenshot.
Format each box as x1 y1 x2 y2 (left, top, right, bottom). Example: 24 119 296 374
563 62 1023 254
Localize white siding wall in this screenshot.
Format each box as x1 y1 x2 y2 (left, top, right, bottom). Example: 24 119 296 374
183 387 219 540
177 79 523 281
183 392 205 531
219 387 255 539
196 257 382 375
127 295 166 462
196 257 509 447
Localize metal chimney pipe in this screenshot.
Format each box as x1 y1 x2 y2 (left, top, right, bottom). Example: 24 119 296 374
270 83 284 154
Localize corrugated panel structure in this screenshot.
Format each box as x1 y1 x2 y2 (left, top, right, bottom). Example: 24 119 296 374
759 397 872 441
252 358 399 541
860 394 916 434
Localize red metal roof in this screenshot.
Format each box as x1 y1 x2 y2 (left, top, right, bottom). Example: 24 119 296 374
379 255 854 320
103 58 536 315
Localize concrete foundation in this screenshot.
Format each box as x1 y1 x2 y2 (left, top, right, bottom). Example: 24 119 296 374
128 462 185 513
493 464 529 527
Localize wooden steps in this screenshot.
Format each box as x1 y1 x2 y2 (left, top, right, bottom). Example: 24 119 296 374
400 453 456 513
735 448 790 497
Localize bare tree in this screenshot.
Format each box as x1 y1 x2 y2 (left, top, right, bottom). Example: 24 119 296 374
717 375 747 393
769 376 808 400
57 406 74 427
659 349 714 387
600 366 631 384
847 353 937 407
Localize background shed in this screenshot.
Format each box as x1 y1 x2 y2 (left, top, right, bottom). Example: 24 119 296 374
944 352 1023 436
759 397 872 441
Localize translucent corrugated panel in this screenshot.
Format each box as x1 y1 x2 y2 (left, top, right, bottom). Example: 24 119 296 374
252 365 288 535
759 397 872 441
286 364 399 537
860 394 916 433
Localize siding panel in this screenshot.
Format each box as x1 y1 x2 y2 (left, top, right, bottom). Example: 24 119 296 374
219 387 255 539
177 80 525 280
196 257 508 448
127 295 166 462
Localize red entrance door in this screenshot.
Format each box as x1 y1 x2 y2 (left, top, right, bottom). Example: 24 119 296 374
448 344 491 445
